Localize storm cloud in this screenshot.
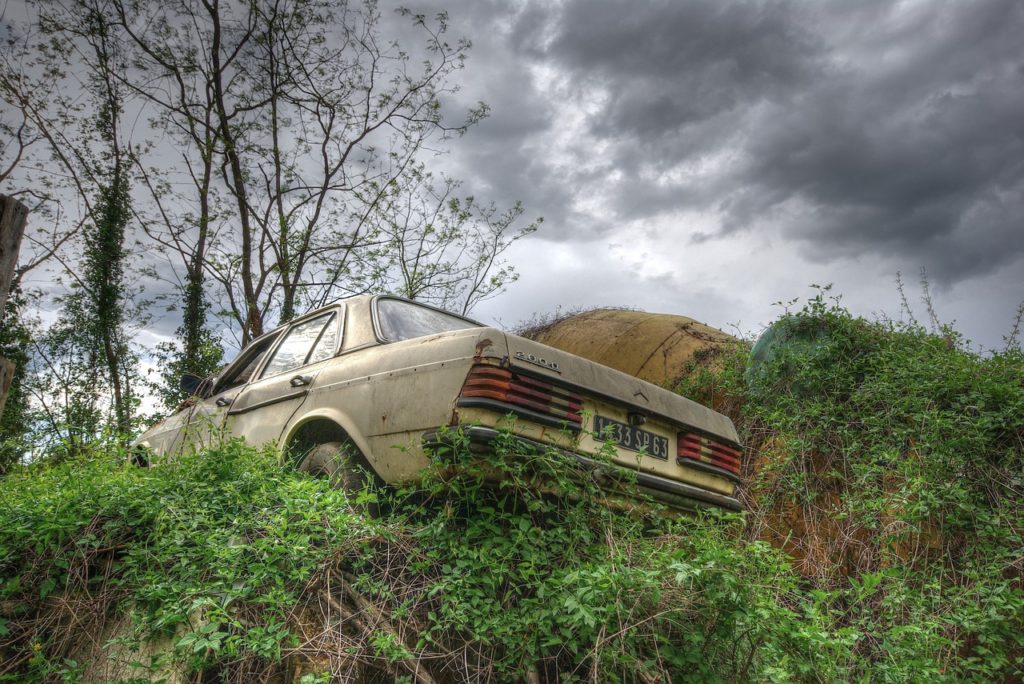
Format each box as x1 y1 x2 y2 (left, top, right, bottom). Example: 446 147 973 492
17 0 1019 349
470 0 1024 285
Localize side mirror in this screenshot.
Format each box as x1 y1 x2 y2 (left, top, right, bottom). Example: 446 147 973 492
179 373 205 397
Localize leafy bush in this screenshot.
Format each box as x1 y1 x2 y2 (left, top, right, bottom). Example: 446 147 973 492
0 441 367 681
0 434 838 682
681 292 1024 681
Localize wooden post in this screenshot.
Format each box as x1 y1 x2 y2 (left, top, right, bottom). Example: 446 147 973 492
0 194 28 417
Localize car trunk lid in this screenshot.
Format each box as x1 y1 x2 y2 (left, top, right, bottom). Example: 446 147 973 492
497 334 742 498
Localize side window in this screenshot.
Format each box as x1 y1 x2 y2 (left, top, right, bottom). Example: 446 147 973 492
260 312 338 379
217 334 280 392
307 314 340 365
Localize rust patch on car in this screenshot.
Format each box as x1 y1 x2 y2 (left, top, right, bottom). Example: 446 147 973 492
474 338 494 360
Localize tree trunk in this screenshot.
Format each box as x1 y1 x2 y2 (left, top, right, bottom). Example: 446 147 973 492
0 357 14 419
0 195 28 418
0 195 28 317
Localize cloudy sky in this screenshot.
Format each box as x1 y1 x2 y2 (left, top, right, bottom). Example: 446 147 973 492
395 0 1024 349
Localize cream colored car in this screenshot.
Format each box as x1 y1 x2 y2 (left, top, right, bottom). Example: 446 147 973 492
135 295 743 512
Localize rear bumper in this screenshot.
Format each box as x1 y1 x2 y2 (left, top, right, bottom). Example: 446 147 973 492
422 426 742 513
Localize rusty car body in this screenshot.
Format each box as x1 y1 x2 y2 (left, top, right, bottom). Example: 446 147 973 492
134 295 743 512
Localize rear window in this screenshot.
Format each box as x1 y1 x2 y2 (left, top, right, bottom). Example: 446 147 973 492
376 298 479 342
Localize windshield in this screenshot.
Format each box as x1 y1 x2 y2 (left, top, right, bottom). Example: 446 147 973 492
375 298 480 342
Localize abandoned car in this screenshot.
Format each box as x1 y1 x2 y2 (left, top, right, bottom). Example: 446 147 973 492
134 295 743 512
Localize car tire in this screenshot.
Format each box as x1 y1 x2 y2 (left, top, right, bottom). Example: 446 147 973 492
297 441 379 515
297 440 366 489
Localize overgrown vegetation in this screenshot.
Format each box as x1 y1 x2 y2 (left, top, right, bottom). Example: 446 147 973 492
679 292 1024 681
1 295 1021 682
0 435 828 682
0 291 31 472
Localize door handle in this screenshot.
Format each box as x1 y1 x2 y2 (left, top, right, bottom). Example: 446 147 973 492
215 396 232 407
290 375 313 388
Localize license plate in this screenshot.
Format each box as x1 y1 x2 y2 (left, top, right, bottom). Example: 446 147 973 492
593 415 669 460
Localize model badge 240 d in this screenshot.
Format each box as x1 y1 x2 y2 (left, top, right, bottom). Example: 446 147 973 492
134 296 743 513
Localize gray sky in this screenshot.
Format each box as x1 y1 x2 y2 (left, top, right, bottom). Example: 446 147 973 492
7 0 1023 354
401 0 1024 349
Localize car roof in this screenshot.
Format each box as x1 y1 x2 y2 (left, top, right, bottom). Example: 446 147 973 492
254 294 484 347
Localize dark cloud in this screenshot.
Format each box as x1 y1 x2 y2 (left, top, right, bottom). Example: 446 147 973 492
552 1 823 133
724 0 1024 282
492 0 1024 284
384 0 587 233
387 0 1024 348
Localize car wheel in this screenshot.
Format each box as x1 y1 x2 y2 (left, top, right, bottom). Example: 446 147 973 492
301 440 385 516
297 441 379 515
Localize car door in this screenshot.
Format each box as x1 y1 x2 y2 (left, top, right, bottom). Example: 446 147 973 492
225 308 343 447
170 331 283 454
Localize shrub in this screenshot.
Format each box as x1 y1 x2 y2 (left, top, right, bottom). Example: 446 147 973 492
0 433 839 682
681 293 1024 681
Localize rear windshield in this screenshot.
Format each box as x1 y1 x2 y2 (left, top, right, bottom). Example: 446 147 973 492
375 298 479 342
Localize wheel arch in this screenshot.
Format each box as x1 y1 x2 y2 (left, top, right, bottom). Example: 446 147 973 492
282 410 376 476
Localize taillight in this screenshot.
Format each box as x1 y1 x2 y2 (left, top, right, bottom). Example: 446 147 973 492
460 364 583 426
677 432 741 476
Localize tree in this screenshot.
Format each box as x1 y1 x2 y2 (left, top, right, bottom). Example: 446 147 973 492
361 164 540 315
1 0 541 447
113 0 486 345
0 13 83 291
51 0 137 440
1 0 141 445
